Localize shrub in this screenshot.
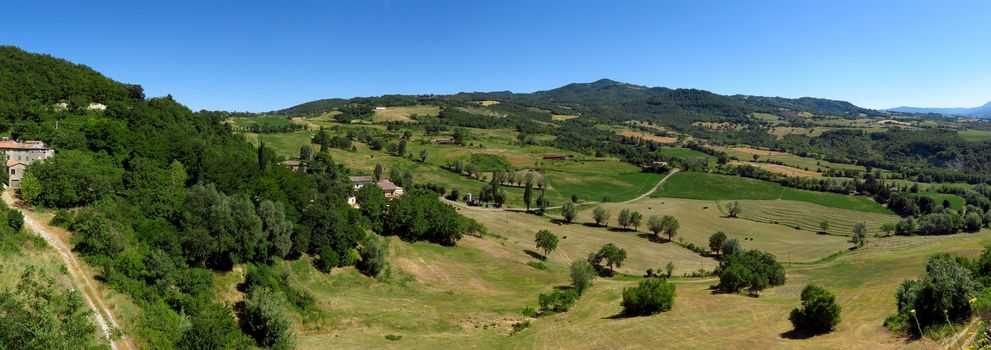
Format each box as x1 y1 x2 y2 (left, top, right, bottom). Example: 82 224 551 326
538 288 579 314
789 284 841 334
50 208 73 227
621 277 676 316
7 210 23 232
357 236 385 277
887 253 978 335
243 287 296 350
527 261 547 270
717 249 785 295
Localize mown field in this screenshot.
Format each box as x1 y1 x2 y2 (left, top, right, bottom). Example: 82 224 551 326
916 192 965 210
372 105 441 122
713 146 864 172
959 129 991 142
655 171 893 214
735 200 899 236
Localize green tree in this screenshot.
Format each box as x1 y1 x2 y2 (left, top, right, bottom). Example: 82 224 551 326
0 267 107 350
721 238 742 256
661 215 680 242
630 211 643 231
299 144 312 161
18 171 41 204
356 183 387 232
965 212 983 232
257 200 293 259
589 243 627 275
179 302 252 350
618 208 632 229
648 215 664 236
523 181 533 212
880 222 896 237
419 149 428 162
536 189 548 215
243 287 296 350
727 201 743 218
709 231 728 256
819 220 830 234
592 207 611 227
570 260 597 295
852 222 867 247
374 163 384 180
7 209 23 232
621 277 676 316
357 235 386 277
534 229 559 260
561 202 577 223
665 261 675 278
789 284 841 334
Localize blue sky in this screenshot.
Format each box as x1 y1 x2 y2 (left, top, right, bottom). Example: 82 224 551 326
2 1 989 112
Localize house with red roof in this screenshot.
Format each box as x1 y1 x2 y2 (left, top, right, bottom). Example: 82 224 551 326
0 140 54 188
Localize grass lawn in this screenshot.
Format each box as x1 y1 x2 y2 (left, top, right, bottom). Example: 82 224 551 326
656 172 893 214
735 200 899 236
658 147 716 161
230 115 297 128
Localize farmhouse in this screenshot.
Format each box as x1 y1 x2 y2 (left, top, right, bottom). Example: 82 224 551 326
347 177 405 207
542 154 567 160
349 175 375 189
281 159 307 172
0 140 54 188
431 138 455 145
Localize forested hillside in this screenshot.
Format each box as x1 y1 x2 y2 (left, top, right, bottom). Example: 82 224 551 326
0 46 481 349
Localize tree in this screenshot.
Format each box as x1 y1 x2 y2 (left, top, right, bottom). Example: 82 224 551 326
852 222 867 247
727 201 743 218
621 277 676 316
570 260 596 295
630 211 643 231
7 210 23 232
374 163 383 180
789 284 841 334
648 215 664 236
661 215 679 242
534 229 559 260
665 261 675 278
819 220 829 234
721 238 742 256
709 232 728 256
536 189 548 215
965 212 983 232
0 267 107 350
717 249 785 295
356 184 387 232
419 149 428 162
889 254 978 334
243 287 296 350
618 208 632 229
571 194 578 203
299 145 312 161
257 200 293 259
523 181 533 212
880 222 896 237
589 243 627 275
561 202 577 223
592 207 611 227
18 172 41 204
357 235 385 277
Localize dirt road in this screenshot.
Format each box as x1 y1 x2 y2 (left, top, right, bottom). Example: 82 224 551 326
2 189 131 350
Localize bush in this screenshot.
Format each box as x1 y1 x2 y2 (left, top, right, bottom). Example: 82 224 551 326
527 261 547 270
538 288 579 314
621 277 676 316
717 249 785 295
7 210 23 232
888 253 978 335
313 246 338 273
789 284 841 334
50 208 73 227
242 287 296 350
357 236 385 277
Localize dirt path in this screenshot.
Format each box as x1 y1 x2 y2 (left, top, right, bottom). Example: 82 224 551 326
2 189 131 350
442 169 680 212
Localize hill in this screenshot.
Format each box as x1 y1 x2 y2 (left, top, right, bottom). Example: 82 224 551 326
888 101 991 118
0 46 135 112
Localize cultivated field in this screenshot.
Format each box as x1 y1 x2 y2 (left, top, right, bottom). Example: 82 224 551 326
372 105 441 122
735 200 899 236
730 160 823 177
617 130 677 144
551 114 579 121
714 146 864 172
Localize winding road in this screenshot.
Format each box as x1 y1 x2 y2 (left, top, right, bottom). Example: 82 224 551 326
2 189 131 350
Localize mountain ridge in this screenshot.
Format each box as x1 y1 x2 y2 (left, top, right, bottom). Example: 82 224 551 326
887 101 991 118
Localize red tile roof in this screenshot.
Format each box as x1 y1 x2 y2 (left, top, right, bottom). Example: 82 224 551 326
0 140 50 150
6 159 27 168
376 179 398 191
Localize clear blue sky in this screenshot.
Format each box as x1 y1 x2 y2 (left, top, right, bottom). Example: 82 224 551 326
3 1 989 112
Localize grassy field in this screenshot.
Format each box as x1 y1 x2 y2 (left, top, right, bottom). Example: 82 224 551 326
267 202 988 349
959 129 991 142
230 115 297 128
730 161 822 177
573 198 851 263
659 147 715 161
372 105 441 122
714 146 864 172
915 192 965 210
735 200 899 236
655 172 893 214
551 114 579 121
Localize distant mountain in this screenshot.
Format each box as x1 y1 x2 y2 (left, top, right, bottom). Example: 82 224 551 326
277 78 880 123
888 101 991 118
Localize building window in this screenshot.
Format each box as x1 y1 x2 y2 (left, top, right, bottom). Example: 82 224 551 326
9 169 14 175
